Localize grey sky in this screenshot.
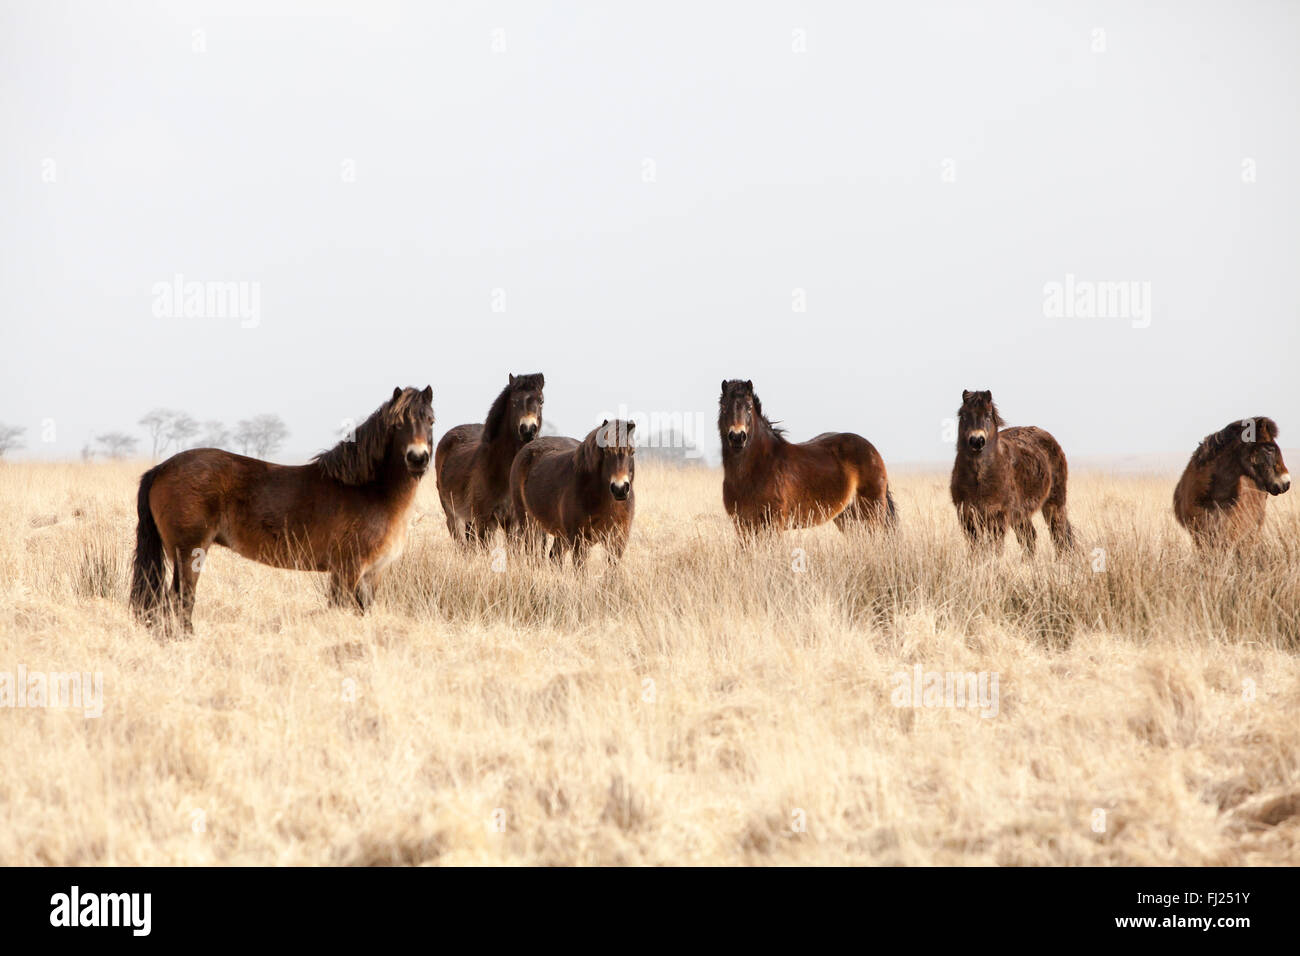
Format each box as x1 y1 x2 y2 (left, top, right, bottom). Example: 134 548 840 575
3 0 1297 467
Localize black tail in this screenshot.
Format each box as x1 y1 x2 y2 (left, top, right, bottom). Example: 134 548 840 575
129 465 166 619
885 486 898 527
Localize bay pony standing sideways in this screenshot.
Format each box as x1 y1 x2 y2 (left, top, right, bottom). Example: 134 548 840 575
1173 416 1290 548
510 419 636 567
950 389 1075 556
130 386 435 632
718 379 895 535
435 373 544 545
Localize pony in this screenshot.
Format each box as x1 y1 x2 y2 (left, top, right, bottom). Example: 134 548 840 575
509 419 635 567
435 373 544 545
950 389 1075 556
129 386 435 632
717 379 894 535
1173 417 1290 548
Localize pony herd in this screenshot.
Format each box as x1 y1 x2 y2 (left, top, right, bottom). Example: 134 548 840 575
129 376 1291 632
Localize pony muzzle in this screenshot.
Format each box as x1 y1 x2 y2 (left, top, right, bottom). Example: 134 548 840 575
610 477 631 500
1270 472 1291 495
405 443 430 473
967 430 987 452
727 428 748 450
518 415 539 441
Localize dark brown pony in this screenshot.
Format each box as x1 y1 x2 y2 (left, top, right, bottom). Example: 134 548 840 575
718 379 895 535
435 373 544 545
1173 417 1290 548
509 419 635 567
129 386 435 631
950 389 1075 556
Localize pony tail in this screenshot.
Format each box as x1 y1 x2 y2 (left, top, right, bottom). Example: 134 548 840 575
129 465 166 620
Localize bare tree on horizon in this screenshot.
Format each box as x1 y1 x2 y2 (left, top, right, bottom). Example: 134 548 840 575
0 423 25 458
197 420 231 450
95 432 139 459
235 414 290 458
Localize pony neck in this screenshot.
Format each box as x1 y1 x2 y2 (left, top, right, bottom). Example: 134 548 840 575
377 445 421 500
1206 453 1250 503
572 441 608 499
724 419 781 470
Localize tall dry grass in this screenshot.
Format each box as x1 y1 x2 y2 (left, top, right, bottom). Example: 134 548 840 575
1 459 1298 865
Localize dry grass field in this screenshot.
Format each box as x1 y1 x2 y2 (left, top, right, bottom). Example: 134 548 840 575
2 459 1299 866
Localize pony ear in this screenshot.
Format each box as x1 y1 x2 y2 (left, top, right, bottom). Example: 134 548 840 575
392 386 403 402
537 374 545 389
981 390 992 401
744 380 753 392
720 379 728 394
422 385 433 404
509 374 516 386
962 389 972 403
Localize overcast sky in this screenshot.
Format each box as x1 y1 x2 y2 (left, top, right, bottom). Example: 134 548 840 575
2 0 1297 467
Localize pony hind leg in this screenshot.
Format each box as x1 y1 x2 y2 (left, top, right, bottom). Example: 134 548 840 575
169 539 210 634
834 488 895 533
1041 486 1077 555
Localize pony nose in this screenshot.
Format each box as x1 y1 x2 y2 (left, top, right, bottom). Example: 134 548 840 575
1276 475 1291 494
727 430 747 449
610 480 630 500
968 434 986 451
519 422 538 441
406 448 430 469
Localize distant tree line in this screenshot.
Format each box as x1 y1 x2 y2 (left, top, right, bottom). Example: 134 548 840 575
138 409 288 459
0 411 289 462
636 426 705 466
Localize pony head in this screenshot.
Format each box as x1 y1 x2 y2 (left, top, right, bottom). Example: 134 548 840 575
957 389 1005 454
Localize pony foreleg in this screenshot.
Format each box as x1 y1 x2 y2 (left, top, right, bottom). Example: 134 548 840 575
604 530 628 566
1013 519 1038 557
570 537 591 571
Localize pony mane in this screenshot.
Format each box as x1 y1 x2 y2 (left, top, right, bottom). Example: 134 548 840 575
578 419 635 470
1192 417 1279 466
313 388 426 485
483 373 545 442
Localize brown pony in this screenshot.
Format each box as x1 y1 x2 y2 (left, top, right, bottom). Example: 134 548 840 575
435 373 544 545
509 419 635 567
1173 417 1290 548
129 386 435 632
950 389 1075 556
718 379 895 535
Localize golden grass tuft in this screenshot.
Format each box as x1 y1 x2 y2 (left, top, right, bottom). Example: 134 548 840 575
1 460 1298 865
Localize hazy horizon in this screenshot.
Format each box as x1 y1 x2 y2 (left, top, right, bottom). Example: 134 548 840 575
3 1 1298 469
